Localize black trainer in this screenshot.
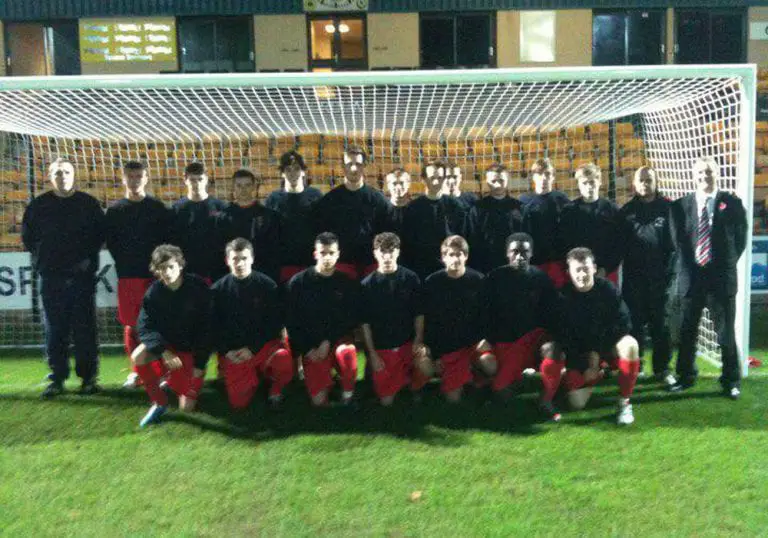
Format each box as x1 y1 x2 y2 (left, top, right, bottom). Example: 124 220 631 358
41 381 64 399
78 380 101 396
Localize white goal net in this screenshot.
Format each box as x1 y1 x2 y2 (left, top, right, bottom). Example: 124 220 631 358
0 66 755 373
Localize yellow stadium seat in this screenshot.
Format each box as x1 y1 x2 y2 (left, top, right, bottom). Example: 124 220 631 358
616 123 634 137
588 123 609 137
620 137 645 152
446 140 469 158
757 121 768 133
566 125 587 139
421 141 443 159
322 142 345 162
755 173 768 187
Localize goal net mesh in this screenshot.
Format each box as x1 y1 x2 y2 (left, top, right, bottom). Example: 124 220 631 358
0 70 753 369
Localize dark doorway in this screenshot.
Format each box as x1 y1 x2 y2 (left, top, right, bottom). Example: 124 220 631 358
676 10 746 64
178 16 254 73
420 12 496 69
593 10 665 66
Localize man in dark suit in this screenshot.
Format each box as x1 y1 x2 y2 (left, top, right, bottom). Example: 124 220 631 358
668 156 747 399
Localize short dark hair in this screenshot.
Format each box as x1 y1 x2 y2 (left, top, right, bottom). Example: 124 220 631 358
422 159 447 180
123 160 147 172
373 232 401 251
225 237 254 257
485 163 508 176
506 232 534 250
149 244 185 274
575 163 601 179
441 235 469 256
344 145 367 164
232 168 257 185
315 232 339 247
184 162 205 176
386 167 408 179
49 157 74 171
279 150 307 172
530 158 554 175
566 247 595 265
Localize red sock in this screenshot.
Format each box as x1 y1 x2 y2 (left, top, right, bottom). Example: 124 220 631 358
124 326 139 362
335 345 358 392
618 358 640 399
185 375 205 400
539 357 564 402
136 363 168 406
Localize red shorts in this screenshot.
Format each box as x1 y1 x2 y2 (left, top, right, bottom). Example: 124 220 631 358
218 339 292 407
537 261 568 288
336 262 377 280
117 277 153 326
492 328 548 391
438 345 486 394
159 348 197 398
280 265 307 284
563 355 618 391
371 342 427 398
302 339 358 397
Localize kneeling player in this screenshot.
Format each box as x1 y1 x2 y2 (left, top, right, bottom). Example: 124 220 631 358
286 232 359 406
422 235 496 403
211 238 293 411
485 233 564 421
132 245 211 427
559 247 640 426
360 232 431 406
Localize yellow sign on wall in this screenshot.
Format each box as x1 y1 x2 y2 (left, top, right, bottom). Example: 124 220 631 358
80 17 177 64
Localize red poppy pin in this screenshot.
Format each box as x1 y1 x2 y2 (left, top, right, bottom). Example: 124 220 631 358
718 201 727 211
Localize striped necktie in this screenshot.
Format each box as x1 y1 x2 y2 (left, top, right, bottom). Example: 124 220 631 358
695 201 712 266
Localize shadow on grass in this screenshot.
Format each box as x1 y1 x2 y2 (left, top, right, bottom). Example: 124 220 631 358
1 374 766 448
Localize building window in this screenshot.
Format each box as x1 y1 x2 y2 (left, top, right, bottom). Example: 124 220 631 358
178 16 254 73
308 15 367 71
420 13 496 69
676 10 746 64
520 11 555 63
593 10 665 66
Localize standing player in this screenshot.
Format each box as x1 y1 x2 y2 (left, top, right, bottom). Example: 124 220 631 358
265 151 323 284
218 168 282 282
401 160 466 280
668 156 747 398
422 235 496 403
557 163 624 285
558 247 639 425
286 232 359 406
465 164 523 273
22 158 105 398
443 161 478 210
170 162 228 284
132 245 211 426
521 158 571 286
312 146 391 279
210 238 293 410
619 166 675 385
385 167 412 236
105 160 172 388
485 233 564 421
360 232 431 406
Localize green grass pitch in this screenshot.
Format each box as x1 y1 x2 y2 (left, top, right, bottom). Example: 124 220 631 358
1 312 768 536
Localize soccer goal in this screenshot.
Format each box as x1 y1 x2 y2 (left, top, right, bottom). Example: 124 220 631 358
0 65 755 375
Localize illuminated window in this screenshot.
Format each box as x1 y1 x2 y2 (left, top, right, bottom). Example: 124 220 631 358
520 11 556 63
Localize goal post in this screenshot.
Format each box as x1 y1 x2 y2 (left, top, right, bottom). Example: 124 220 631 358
0 65 756 376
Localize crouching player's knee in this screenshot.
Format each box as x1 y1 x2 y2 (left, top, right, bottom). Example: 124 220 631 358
615 335 639 361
